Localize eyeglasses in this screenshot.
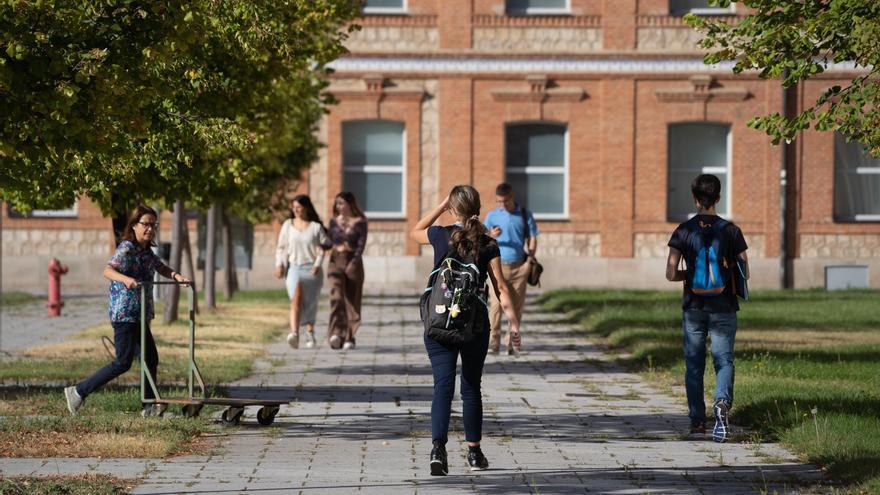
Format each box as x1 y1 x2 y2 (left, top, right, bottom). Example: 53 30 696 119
137 221 159 229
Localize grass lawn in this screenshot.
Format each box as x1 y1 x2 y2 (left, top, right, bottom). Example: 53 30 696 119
0 475 134 494
540 289 880 493
0 290 289 458
0 291 41 307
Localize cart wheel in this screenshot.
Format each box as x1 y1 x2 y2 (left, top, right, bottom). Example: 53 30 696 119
221 407 244 426
257 405 280 426
182 404 203 418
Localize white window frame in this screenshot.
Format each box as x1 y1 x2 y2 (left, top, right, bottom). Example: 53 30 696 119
506 0 571 16
671 1 735 16
667 123 732 222
505 122 569 220
853 169 880 221
834 136 880 221
342 121 407 219
28 201 78 218
362 0 407 15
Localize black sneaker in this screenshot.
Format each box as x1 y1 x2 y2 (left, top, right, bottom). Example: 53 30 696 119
430 441 448 476
689 422 706 436
712 400 731 443
467 446 489 471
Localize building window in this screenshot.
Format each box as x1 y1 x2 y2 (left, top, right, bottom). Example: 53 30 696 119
362 0 406 15
505 122 568 218
669 0 735 16
6 202 78 218
506 0 570 16
342 120 405 218
667 123 731 221
834 132 880 221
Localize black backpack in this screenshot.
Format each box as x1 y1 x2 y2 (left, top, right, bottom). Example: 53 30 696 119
419 251 487 346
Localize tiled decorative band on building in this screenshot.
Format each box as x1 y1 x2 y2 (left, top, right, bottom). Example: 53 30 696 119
330 58 868 74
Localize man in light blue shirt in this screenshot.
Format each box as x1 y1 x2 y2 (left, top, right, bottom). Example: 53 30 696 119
484 183 539 354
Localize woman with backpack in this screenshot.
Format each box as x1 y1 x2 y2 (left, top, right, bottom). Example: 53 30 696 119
274 195 328 349
64 204 190 417
326 192 368 350
409 185 521 475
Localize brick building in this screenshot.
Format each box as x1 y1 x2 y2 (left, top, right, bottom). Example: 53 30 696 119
3 0 879 293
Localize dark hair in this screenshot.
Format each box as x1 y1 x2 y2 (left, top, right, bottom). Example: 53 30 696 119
495 183 513 197
448 185 496 260
290 194 325 227
691 174 721 210
333 191 366 219
121 204 158 247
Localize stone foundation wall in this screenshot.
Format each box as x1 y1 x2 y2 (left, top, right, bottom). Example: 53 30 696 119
363 230 407 256
472 28 601 52
420 80 439 215
637 28 702 51
634 233 767 258
539 232 600 257
2 229 110 256
345 26 438 52
800 234 880 259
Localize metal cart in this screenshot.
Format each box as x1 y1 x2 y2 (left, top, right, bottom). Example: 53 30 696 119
139 281 288 426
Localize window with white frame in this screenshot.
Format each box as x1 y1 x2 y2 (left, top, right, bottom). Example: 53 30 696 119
362 0 406 14
506 0 569 16
667 123 731 221
505 122 567 218
669 0 734 16
342 120 405 217
6 201 78 218
834 132 880 221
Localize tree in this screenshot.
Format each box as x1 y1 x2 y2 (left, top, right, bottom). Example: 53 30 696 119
0 0 358 213
688 0 880 155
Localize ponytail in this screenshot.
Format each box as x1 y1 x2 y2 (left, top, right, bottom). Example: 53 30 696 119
450 215 488 260
447 185 496 260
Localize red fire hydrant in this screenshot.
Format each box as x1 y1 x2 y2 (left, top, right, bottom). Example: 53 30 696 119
47 258 69 317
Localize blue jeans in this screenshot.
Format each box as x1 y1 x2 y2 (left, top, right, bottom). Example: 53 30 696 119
682 309 737 425
423 319 490 444
76 321 158 405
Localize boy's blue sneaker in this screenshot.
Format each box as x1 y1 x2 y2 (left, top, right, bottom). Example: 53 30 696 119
712 400 731 443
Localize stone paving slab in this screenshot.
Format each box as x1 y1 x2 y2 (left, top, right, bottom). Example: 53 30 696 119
1 292 825 493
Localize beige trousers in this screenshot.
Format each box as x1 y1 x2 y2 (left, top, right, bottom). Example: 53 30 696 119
488 259 530 350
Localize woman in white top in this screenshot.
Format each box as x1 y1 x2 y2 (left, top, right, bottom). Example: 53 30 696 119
274 195 328 349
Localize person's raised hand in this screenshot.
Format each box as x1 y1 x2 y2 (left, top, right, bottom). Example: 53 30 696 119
490 226 502 238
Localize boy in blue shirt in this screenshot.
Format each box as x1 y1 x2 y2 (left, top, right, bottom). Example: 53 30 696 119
666 174 749 442
484 183 539 355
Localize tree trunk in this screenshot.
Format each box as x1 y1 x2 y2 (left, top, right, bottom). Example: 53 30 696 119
163 200 184 324
222 209 237 299
205 203 219 309
182 217 199 315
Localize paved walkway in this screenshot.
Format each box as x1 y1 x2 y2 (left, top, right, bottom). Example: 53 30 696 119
0 295 106 353
1 294 822 493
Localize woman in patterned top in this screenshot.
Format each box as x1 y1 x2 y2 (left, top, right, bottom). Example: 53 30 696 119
64 205 189 417
326 192 368 351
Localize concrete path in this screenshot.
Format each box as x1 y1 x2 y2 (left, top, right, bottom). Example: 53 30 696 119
1 294 823 493
0 295 106 353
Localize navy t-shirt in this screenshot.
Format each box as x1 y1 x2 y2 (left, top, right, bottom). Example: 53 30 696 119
667 214 748 313
427 225 501 286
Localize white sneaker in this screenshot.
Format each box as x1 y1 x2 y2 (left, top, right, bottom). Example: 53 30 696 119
329 335 342 350
287 332 299 349
342 340 355 351
64 386 83 416
304 332 316 348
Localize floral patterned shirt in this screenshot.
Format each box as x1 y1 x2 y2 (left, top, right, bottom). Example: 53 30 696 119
107 240 162 322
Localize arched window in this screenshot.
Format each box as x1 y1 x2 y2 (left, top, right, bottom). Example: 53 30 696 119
669 0 734 16
667 123 731 221
506 0 569 16
834 132 880 221
342 120 405 217
505 122 567 217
